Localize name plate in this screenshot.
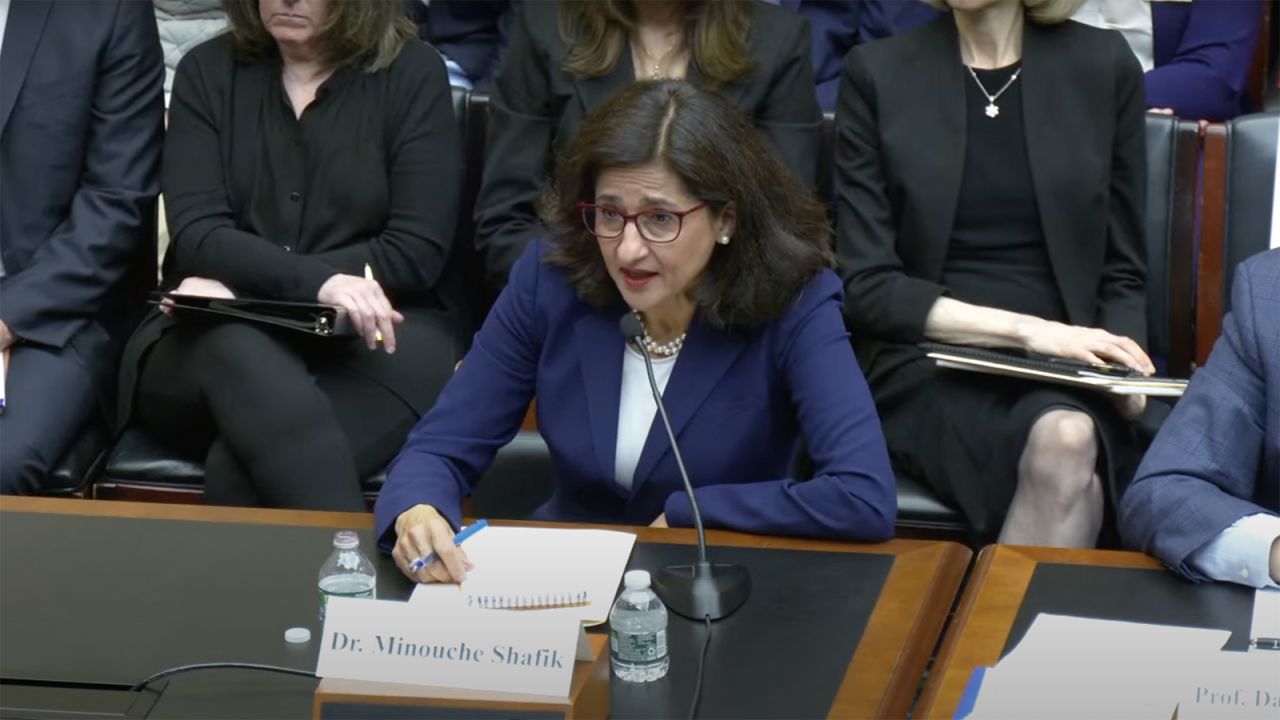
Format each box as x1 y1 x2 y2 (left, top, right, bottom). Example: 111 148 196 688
316 597 581 697
1178 651 1280 720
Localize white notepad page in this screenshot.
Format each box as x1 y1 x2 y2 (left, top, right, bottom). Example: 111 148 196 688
410 526 637 625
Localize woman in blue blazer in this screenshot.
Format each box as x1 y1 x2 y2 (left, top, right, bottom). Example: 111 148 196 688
376 80 896 583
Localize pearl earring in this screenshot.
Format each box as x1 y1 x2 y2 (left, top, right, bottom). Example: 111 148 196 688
717 234 731 245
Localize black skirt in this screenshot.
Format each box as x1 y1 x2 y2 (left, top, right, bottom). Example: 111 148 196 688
873 351 1139 540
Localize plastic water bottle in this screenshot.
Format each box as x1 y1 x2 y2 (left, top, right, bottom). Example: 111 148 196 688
318 530 376 622
609 570 669 682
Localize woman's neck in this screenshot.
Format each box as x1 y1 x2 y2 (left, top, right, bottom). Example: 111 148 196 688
279 45 332 84
631 0 683 29
639 301 695 345
954 1 1024 68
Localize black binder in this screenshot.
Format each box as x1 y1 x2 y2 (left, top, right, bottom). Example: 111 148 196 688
150 292 354 338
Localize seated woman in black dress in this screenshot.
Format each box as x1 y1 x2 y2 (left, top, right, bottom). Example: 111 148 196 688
117 0 465 510
475 0 822 291
836 0 1154 546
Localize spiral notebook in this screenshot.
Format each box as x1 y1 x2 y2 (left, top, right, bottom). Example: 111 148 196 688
409 526 637 625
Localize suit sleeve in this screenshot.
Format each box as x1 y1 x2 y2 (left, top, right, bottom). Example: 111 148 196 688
1145 0 1262 121
663 277 897 541
1094 36 1148 345
0 1 164 348
834 50 947 342
753 13 822 189
373 242 544 550
1119 259 1272 582
473 6 554 290
307 47 461 297
163 50 335 301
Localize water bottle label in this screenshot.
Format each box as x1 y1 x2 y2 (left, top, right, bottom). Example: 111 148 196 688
610 629 667 662
320 587 375 612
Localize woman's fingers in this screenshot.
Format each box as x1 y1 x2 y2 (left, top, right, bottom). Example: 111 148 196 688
427 521 470 582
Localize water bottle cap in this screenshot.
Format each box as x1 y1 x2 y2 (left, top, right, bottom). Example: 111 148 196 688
284 627 311 644
333 530 360 549
623 570 651 589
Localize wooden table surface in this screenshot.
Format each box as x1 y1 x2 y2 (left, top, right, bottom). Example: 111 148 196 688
2 496 971 719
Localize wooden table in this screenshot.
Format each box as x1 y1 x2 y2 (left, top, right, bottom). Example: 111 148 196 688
1 497 971 719
916 544 1255 719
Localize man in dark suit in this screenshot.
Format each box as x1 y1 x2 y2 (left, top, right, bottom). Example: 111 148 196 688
0 1 164 494
1121 249 1280 588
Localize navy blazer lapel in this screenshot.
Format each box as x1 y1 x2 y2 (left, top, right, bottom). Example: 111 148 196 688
914 20 967 282
630 317 748 491
0 0 51 137
574 311 626 491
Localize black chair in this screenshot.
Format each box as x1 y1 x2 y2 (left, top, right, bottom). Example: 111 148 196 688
1142 114 1200 379
1196 112 1278 366
98 88 480 503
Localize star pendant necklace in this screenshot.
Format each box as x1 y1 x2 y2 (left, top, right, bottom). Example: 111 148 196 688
965 64 1022 118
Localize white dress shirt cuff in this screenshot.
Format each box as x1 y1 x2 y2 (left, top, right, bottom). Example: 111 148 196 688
1188 514 1280 589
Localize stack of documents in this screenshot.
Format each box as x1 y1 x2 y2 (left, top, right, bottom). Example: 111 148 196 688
922 343 1189 396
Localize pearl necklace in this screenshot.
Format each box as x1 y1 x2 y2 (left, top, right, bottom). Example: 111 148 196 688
632 310 685 358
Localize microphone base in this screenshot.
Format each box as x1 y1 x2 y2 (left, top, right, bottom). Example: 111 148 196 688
651 561 750 621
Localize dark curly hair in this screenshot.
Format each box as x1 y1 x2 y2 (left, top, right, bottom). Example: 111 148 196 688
542 80 832 329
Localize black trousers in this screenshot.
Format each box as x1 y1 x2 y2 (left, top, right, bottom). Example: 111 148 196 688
134 318 453 511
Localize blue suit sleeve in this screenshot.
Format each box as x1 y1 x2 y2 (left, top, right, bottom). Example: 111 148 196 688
0 1 163 348
1120 258 1273 581
663 275 897 541
1146 0 1263 121
373 243 544 551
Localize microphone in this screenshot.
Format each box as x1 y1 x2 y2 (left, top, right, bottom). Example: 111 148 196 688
619 314 750 621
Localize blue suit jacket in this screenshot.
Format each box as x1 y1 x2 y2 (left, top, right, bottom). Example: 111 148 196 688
375 241 897 548
0 0 163 407
1120 249 1280 581
1149 0 1264 121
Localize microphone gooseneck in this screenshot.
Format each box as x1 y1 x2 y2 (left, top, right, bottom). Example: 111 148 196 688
617 313 749 622
619 314 707 563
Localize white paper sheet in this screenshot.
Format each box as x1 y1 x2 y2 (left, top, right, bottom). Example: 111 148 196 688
967 614 1232 720
410 526 637 625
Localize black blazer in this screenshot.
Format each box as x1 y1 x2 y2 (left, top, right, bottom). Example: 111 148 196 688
475 0 822 289
0 0 163 408
835 17 1147 386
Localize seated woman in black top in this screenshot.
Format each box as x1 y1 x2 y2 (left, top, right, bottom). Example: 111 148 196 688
836 0 1154 546
475 0 822 291
118 0 465 510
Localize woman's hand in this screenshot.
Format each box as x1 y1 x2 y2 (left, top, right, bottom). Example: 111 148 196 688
317 273 403 353
161 276 235 315
392 504 473 584
1019 319 1155 375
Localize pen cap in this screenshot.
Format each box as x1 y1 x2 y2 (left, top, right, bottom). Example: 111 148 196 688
624 570 652 589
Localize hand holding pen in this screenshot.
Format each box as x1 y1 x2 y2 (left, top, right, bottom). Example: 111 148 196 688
315 264 402 353
392 504 480 584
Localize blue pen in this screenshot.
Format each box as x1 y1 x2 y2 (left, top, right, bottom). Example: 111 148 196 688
410 519 488 573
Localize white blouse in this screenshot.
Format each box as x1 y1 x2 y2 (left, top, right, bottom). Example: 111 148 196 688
614 346 678 491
